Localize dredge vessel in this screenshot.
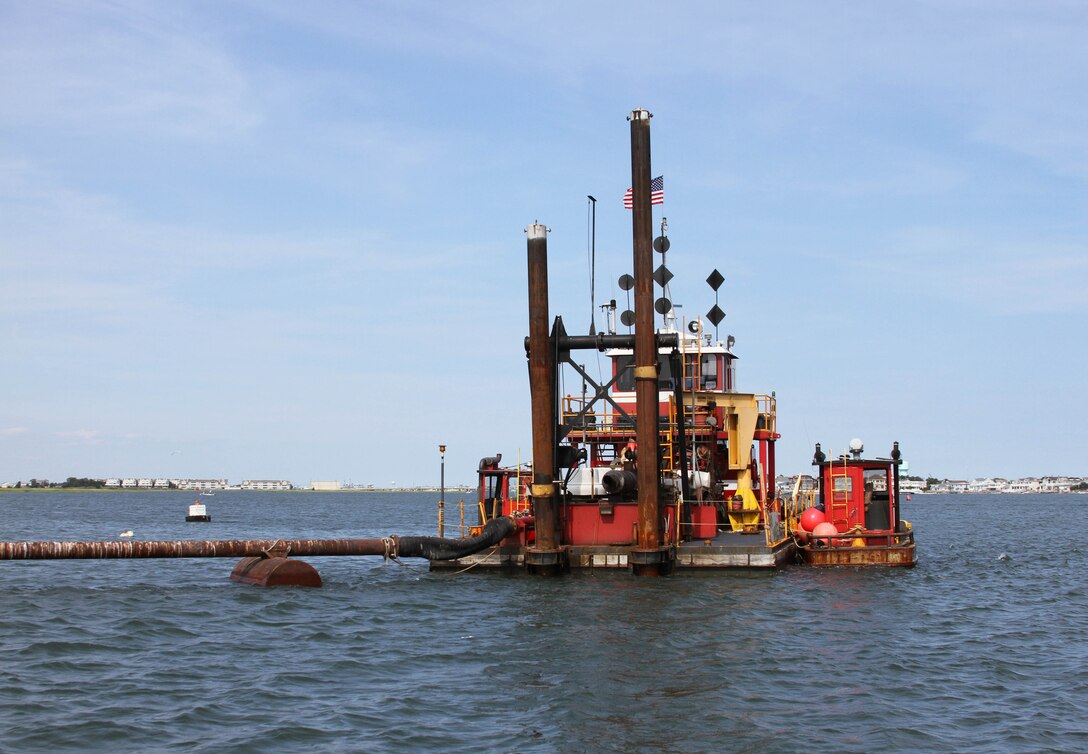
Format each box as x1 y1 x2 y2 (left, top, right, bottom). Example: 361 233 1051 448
433 109 793 574
437 109 917 574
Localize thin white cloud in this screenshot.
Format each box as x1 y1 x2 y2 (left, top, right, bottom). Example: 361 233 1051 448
56 429 105 445
0 159 472 314
819 225 1088 315
0 0 262 137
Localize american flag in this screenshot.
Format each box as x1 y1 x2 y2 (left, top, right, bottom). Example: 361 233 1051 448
623 176 664 209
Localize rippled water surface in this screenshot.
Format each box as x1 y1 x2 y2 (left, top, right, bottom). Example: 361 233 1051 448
1 491 1086 753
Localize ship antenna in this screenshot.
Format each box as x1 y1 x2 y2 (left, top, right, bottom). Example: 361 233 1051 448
588 195 597 335
653 216 673 329
660 216 673 328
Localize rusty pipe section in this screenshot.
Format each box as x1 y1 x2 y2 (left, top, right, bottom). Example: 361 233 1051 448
0 537 386 560
0 515 532 562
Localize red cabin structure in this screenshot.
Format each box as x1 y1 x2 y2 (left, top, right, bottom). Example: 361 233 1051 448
795 440 917 567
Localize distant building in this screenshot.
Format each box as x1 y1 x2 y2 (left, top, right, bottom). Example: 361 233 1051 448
310 481 341 491
177 479 229 490
900 478 927 494
1040 476 1075 493
241 480 293 491
105 478 121 487
776 474 817 495
967 477 1010 493
1008 478 1041 493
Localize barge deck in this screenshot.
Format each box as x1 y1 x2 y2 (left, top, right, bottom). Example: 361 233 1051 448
430 532 795 572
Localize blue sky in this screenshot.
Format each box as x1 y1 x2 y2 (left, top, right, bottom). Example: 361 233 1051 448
2 1 1086 486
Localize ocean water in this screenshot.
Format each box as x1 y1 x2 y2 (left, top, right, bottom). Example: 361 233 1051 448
0 490 1085 753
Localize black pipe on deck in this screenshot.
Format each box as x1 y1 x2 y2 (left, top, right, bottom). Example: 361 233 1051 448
524 332 679 355
602 469 638 496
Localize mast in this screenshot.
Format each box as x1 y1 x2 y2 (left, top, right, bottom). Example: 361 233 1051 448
588 195 597 335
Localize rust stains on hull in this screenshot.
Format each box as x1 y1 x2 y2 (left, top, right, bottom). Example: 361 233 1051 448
798 544 917 567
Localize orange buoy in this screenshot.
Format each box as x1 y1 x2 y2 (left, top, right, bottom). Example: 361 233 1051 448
812 522 838 546
800 508 826 532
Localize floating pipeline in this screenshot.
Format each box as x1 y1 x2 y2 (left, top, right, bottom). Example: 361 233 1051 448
0 515 527 561
0 515 532 586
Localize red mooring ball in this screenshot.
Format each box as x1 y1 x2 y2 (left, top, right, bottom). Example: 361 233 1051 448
800 508 827 532
812 522 839 539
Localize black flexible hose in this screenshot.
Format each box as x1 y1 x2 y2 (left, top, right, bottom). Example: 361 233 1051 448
397 516 518 561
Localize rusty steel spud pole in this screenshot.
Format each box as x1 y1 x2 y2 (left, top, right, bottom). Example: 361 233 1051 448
629 109 663 558
525 222 561 572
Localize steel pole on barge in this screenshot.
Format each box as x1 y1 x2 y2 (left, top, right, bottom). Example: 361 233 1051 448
524 222 565 574
628 108 672 575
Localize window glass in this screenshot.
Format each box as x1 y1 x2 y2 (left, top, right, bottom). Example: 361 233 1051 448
614 355 634 391
701 355 718 389
833 476 853 493
657 358 673 390
614 355 674 390
864 468 889 493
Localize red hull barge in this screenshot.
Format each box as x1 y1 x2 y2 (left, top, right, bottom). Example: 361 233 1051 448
793 441 917 567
